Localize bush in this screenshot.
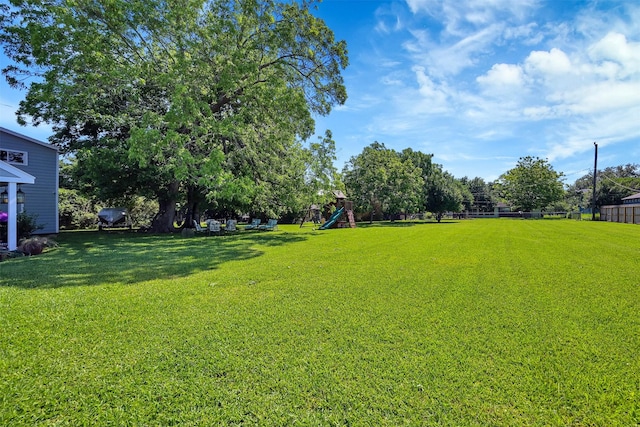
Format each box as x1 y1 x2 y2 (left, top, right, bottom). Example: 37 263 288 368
59 188 100 230
127 196 157 227
17 211 44 240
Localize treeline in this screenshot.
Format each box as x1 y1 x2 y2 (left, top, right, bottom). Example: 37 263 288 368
57 146 640 229
343 149 640 220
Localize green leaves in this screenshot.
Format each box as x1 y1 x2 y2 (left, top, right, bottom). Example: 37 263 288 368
496 156 565 211
2 0 349 226
343 144 468 218
343 142 424 218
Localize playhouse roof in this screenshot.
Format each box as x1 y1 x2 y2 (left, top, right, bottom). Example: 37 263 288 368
332 190 346 199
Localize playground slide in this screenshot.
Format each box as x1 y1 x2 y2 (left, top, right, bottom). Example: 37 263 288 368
319 207 345 230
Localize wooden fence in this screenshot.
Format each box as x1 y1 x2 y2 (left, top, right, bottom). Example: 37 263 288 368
600 205 640 224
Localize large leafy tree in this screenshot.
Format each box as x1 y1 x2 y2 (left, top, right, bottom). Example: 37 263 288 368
400 148 433 212
495 156 565 211
343 142 423 221
344 144 469 221
1 0 348 231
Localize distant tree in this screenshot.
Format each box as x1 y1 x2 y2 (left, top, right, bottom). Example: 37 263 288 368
302 130 344 211
425 166 468 220
343 142 422 221
400 148 434 213
495 156 565 211
401 149 468 218
459 176 496 212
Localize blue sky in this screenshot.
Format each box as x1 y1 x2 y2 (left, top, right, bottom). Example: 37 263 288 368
310 0 640 182
1 0 639 183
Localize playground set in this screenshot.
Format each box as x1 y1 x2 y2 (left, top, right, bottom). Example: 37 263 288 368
300 191 356 229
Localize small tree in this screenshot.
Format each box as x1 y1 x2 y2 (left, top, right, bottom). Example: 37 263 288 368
495 156 565 211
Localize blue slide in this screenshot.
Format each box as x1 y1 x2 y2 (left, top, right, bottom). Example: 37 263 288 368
319 207 345 230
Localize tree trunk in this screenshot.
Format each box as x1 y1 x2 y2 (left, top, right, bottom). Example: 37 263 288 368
150 181 179 233
184 186 200 228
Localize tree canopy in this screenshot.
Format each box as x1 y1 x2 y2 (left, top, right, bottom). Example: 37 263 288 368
424 166 469 218
1 0 348 230
342 143 468 220
495 156 565 211
342 142 423 221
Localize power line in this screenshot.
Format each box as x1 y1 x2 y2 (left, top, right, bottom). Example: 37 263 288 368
598 173 640 193
564 167 593 179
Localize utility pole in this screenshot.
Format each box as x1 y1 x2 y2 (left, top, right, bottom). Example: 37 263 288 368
592 142 598 221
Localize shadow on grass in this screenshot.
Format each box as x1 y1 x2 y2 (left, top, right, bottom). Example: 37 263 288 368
0 230 307 289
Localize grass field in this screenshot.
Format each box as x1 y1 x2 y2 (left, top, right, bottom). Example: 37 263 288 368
1 219 639 425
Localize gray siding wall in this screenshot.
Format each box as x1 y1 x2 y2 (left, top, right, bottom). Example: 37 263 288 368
0 129 59 234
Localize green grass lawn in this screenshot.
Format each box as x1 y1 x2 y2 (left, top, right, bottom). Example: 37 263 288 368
1 220 639 426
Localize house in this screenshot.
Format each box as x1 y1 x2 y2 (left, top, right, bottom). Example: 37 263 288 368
0 127 59 250
622 192 640 205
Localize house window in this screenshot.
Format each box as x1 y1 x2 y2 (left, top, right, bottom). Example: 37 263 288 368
0 149 28 165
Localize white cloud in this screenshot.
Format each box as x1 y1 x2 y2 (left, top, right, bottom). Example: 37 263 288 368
405 0 539 32
380 60 403 68
503 23 542 44
559 81 640 114
588 32 640 78
401 0 543 78
524 48 572 76
514 30 640 121
406 23 504 77
476 63 524 89
546 105 640 161
523 105 556 119
381 75 404 86
374 2 407 34
411 66 450 111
